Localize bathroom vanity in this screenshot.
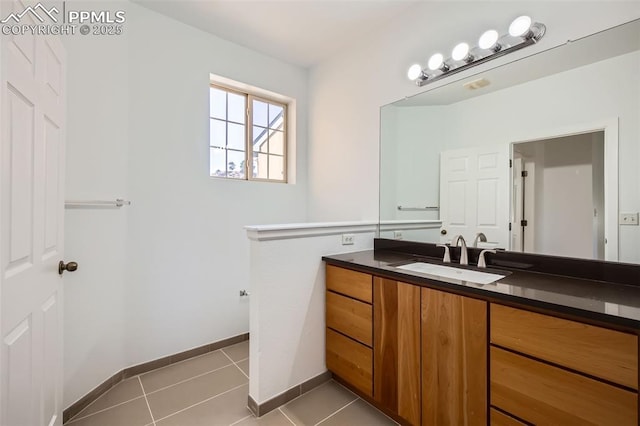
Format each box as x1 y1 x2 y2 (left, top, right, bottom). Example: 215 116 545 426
323 240 640 426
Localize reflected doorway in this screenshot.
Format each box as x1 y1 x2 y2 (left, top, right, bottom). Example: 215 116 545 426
511 131 605 260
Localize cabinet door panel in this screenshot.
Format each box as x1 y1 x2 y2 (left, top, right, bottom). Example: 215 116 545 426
374 278 421 425
491 346 638 426
422 288 487 426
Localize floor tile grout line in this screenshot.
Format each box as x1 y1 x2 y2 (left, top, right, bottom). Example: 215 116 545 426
356 397 401 425
138 376 157 426
153 382 248 423
312 397 359 426
220 349 249 380
278 407 297 425
228 414 253 426
278 379 334 408
65 395 147 423
220 346 249 366
65 376 147 423
144 362 236 396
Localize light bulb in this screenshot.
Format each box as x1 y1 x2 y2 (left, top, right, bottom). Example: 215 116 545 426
428 53 444 71
478 29 499 50
509 15 532 37
407 64 423 80
451 42 471 61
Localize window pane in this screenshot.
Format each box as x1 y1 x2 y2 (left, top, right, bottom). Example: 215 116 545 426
269 130 284 155
253 126 269 153
253 100 268 127
227 150 245 180
272 118 284 132
228 123 245 151
228 92 246 124
269 155 284 181
210 87 226 120
210 119 226 148
210 147 226 177
254 152 268 179
268 104 284 128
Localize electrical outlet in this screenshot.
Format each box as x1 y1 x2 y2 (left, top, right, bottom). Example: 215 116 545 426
620 212 639 225
393 230 404 240
341 234 355 245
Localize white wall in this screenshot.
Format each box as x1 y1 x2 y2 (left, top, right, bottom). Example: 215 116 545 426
63 14 129 407
63 1 309 407
308 1 640 222
123 1 308 369
246 224 375 404
535 134 597 259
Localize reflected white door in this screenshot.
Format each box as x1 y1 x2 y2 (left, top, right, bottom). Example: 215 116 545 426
439 145 509 248
1 1 66 424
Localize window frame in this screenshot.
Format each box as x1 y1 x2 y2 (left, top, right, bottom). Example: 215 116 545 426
209 83 288 183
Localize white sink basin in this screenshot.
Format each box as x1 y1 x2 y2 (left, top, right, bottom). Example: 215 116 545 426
396 262 505 285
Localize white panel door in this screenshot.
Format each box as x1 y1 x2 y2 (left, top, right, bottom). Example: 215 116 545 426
1 1 66 424
440 145 509 248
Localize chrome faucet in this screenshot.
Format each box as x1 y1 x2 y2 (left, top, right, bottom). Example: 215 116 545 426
473 232 487 247
478 249 497 268
436 244 451 263
452 235 468 265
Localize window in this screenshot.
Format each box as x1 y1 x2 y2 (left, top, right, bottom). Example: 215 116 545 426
209 84 288 182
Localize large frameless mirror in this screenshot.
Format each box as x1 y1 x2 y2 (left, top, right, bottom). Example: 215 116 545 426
379 19 640 264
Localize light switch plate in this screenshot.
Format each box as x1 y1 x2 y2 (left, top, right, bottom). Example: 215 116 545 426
619 212 639 225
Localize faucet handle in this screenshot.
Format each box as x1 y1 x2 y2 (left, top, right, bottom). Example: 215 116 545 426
436 244 451 263
478 249 497 268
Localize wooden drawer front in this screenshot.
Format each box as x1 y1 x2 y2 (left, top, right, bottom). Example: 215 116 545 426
491 304 638 389
490 409 526 426
326 328 373 397
326 291 372 346
491 346 638 426
326 265 372 303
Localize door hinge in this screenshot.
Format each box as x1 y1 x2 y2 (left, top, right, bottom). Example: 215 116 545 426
521 220 528 227
521 170 528 177
509 222 512 231
509 159 512 168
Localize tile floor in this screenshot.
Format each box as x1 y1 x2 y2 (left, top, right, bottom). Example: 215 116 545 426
65 340 397 426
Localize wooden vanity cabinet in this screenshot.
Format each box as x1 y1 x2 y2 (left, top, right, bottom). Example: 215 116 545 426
325 264 639 426
490 303 639 425
326 265 486 426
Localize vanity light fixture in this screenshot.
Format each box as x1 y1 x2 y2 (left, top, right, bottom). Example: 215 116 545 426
451 42 473 62
407 15 546 86
478 29 501 51
428 53 449 71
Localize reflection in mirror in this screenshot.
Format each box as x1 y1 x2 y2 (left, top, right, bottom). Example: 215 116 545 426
379 19 640 264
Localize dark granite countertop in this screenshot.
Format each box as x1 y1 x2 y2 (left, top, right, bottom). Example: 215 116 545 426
323 249 640 331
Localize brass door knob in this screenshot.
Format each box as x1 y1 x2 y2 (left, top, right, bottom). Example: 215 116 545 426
59 261 78 275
